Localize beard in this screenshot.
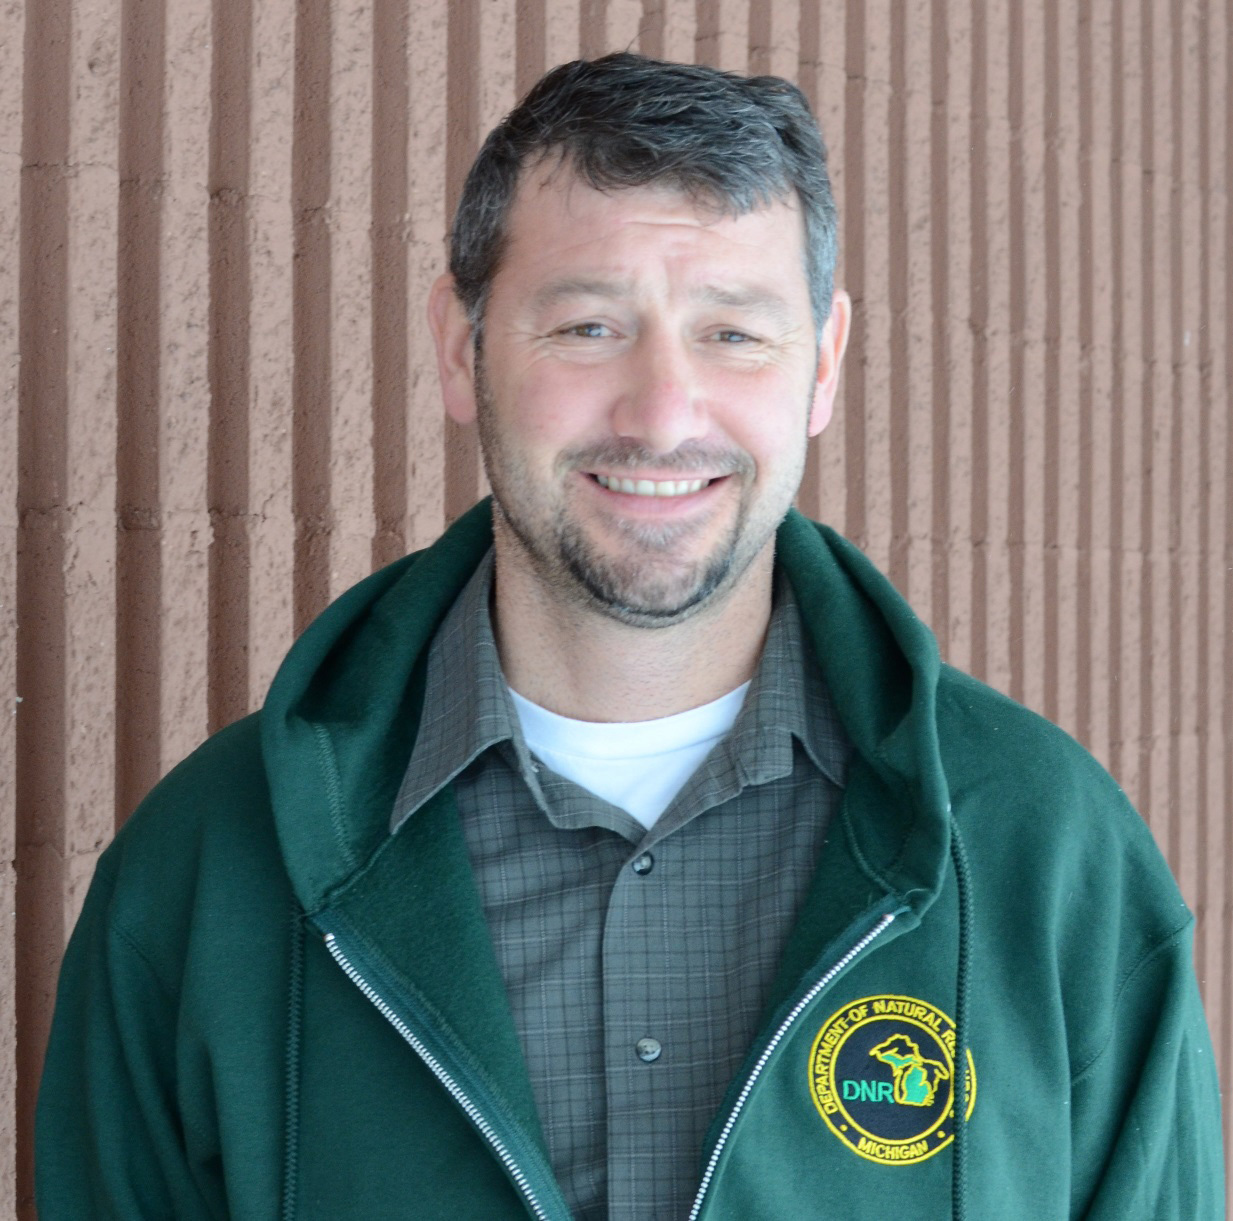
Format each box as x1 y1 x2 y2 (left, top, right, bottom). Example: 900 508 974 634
473 367 772 629
548 453 747 625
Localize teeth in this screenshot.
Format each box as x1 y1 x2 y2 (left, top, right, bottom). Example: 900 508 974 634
595 475 710 497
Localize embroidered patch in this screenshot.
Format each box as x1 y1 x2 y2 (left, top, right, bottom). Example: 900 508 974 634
808 994 976 1165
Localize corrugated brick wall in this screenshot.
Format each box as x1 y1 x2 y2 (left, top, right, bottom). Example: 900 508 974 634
4 0 1230 1213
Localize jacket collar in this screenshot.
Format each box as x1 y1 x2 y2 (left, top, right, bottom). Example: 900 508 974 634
262 499 952 931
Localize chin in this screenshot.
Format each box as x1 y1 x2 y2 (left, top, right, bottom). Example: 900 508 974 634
561 536 741 628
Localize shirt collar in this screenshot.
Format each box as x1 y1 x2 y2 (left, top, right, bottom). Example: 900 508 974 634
390 550 849 835
390 549 544 833
729 568 850 791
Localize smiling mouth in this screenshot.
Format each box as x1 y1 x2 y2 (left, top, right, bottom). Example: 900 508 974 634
592 474 715 498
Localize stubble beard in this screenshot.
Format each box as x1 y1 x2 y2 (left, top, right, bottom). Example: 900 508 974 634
553 494 743 626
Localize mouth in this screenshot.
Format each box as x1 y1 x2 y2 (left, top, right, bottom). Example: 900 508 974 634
591 474 717 498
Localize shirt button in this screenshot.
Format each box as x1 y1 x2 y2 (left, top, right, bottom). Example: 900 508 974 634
636 1038 662 1063
631 852 654 876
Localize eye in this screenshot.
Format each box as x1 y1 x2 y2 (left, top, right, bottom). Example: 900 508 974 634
711 329 757 345
557 321 614 339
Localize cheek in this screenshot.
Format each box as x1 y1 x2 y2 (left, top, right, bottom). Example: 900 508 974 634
505 366 613 444
719 390 813 462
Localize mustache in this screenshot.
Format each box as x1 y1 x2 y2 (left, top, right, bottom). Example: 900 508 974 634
561 439 753 477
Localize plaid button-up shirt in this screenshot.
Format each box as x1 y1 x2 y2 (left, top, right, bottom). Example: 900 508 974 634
392 550 851 1220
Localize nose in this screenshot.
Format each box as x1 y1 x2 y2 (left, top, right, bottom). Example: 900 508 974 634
608 328 707 455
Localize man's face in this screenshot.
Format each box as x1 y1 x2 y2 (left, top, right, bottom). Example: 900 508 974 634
434 166 848 626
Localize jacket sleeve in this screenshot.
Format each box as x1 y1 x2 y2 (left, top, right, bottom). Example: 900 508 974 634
1069 919 1225 1219
36 858 225 1221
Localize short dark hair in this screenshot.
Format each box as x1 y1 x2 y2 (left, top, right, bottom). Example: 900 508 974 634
449 52 839 335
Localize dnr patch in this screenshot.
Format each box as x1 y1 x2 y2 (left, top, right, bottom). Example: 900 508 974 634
808 994 976 1165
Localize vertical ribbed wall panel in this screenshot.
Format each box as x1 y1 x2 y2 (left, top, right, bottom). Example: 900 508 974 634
0 0 21 1204
8 0 1233 1211
114 0 213 822
1202 0 1230 1138
16 0 122 1208
982 0 1015 699
1176 0 1203 940
796 0 847 529
943 0 973 678
326 0 376 605
403 0 448 551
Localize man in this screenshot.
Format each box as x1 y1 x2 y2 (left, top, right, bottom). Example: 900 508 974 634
38 53 1222 1219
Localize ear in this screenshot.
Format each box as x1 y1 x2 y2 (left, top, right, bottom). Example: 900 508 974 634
807 289 851 438
428 273 479 425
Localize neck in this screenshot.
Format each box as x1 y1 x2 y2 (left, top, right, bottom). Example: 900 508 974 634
491 536 774 724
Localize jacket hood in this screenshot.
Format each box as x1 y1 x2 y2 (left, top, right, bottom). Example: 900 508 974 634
260 499 953 922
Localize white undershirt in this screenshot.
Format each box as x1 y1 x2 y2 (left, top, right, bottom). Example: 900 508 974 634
509 683 751 831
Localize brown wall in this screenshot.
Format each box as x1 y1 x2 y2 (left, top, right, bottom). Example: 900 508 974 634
5 0 1231 1214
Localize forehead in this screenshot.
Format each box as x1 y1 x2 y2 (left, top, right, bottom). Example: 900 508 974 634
492 164 810 300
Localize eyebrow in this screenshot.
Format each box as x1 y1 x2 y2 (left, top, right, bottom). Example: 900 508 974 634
528 277 635 313
528 277 795 325
690 284 794 325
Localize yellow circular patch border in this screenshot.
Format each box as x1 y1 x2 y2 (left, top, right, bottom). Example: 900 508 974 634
807 994 976 1166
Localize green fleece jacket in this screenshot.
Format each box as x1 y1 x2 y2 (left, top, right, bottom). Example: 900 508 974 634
37 504 1223 1219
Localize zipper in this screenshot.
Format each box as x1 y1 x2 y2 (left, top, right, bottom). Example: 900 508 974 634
323 931 554 1221
686 910 899 1221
